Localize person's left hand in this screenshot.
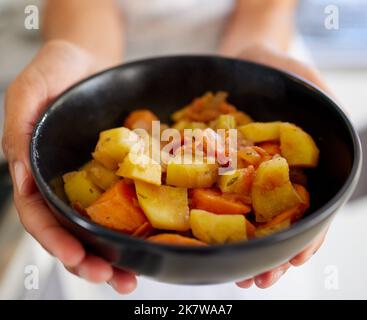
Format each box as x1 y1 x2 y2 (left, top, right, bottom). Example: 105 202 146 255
233 43 330 289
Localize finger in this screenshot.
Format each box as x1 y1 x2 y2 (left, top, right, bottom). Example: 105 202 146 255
238 43 331 93
236 278 254 289
290 232 326 266
108 268 137 294
66 255 113 283
13 188 85 268
254 262 291 289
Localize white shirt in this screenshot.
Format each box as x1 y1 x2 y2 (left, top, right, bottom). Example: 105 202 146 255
119 0 235 61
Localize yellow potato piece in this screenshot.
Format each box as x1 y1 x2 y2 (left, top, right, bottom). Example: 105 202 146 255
135 180 190 231
217 168 253 194
190 209 247 244
63 171 102 208
117 152 162 185
82 160 119 190
280 123 319 168
211 114 236 130
238 122 281 143
251 157 302 222
166 156 218 188
92 127 141 170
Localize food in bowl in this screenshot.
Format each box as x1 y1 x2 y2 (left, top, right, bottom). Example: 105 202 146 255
62 91 319 246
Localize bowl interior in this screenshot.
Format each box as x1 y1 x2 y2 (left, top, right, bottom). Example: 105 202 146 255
31 56 356 231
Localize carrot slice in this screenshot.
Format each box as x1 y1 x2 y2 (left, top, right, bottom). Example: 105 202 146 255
191 188 251 215
257 142 281 156
261 206 300 229
148 234 207 246
238 146 271 167
124 109 158 132
246 220 256 239
86 180 150 234
132 222 154 238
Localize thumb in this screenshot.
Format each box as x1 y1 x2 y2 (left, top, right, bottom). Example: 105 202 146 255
2 40 95 195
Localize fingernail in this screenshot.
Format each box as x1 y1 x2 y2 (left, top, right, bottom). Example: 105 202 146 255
13 161 28 196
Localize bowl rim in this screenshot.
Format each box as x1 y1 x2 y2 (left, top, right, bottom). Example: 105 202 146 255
30 55 363 255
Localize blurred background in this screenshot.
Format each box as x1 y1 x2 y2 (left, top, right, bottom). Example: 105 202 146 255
0 0 366 299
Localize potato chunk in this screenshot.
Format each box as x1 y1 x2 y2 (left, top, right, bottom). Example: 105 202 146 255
190 209 247 244
279 123 319 168
63 171 102 208
217 166 255 194
251 157 302 222
117 152 162 185
83 160 119 190
166 156 218 188
238 122 280 142
135 180 190 231
92 127 140 170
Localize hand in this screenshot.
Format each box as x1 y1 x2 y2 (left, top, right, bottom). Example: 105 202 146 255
234 43 330 289
2 40 136 294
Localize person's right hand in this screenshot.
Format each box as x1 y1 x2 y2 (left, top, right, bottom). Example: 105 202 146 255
2 40 137 294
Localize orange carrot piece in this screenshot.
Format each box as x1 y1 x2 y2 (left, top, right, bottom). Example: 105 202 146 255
148 234 207 246
261 206 301 228
124 109 158 132
238 146 271 167
246 220 256 239
257 142 281 156
132 222 154 238
86 181 149 234
191 188 251 215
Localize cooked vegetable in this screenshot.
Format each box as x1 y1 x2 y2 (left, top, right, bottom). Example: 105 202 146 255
191 188 251 215
238 146 271 167
83 160 119 190
232 111 253 125
124 109 158 133
64 91 319 244
86 180 149 233
166 156 218 188
172 91 236 123
172 120 207 130
132 221 153 238
238 122 280 143
147 234 206 246
255 219 291 238
117 152 162 185
190 209 247 244
92 127 140 170
211 114 236 130
135 180 190 231
251 157 302 222
63 171 102 208
217 166 255 194
257 142 281 156
279 123 319 167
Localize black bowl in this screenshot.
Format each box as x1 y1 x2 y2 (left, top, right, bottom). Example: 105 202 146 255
30 56 362 284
